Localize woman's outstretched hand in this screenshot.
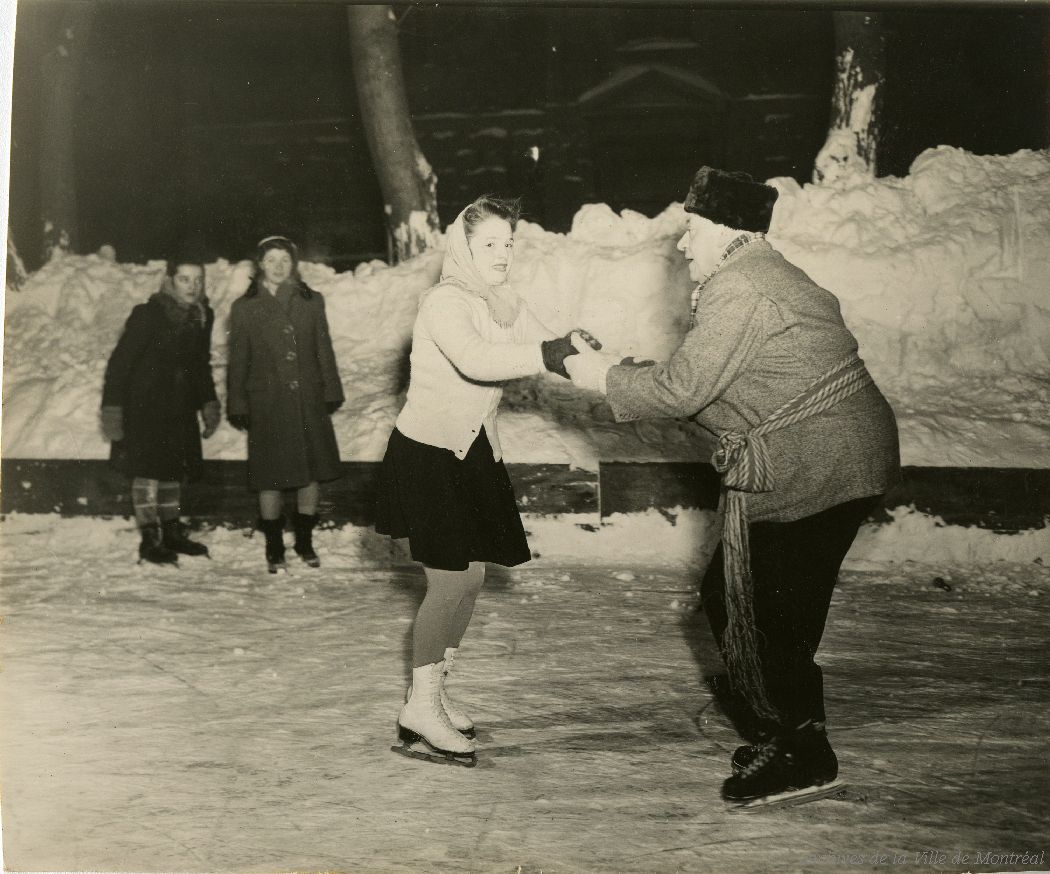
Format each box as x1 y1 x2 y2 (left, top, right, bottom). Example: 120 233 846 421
564 332 619 394
541 328 603 378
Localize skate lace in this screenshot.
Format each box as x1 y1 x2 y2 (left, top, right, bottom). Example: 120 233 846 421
441 686 468 720
741 739 780 776
429 668 459 731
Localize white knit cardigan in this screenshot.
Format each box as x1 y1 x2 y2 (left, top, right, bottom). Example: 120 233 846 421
395 283 556 460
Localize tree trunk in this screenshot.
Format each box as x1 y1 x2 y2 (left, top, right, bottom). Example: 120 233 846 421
346 4 439 263
7 233 29 290
39 1 95 259
814 11 885 183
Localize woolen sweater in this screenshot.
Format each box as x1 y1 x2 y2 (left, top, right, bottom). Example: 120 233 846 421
395 284 556 460
606 240 900 523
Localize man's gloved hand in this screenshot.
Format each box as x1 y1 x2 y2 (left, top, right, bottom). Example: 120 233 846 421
201 400 221 438
620 356 656 367
229 413 250 432
564 332 619 394
326 400 343 415
541 328 603 379
101 406 124 442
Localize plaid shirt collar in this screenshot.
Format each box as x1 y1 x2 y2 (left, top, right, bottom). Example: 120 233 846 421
690 232 764 323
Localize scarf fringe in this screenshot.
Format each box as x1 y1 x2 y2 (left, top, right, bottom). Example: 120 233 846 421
713 352 875 724
720 489 780 721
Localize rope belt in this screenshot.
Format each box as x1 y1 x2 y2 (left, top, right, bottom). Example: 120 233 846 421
711 352 874 720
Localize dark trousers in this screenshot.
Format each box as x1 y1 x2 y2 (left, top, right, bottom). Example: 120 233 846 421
701 495 880 729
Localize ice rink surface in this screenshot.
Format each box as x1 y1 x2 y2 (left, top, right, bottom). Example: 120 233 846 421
1 517 1047 873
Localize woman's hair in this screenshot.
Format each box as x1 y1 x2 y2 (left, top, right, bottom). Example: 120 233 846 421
462 195 521 239
247 234 312 299
255 235 299 266
165 251 205 277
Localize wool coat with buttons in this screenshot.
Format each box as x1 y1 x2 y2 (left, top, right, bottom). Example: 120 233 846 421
226 280 344 491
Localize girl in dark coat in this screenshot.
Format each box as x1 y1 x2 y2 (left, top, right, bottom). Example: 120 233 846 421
226 236 345 572
101 257 221 564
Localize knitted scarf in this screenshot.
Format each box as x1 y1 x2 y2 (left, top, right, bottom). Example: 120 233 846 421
690 233 763 325
713 352 875 721
436 210 520 328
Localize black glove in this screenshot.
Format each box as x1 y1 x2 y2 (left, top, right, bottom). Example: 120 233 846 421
541 329 603 379
229 413 250 431
326 400 342 415
620 356 655 367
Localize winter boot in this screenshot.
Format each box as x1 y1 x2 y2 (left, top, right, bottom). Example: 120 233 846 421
259 516 287 574
394 661 477 767
292 512 320 568
139 523 179 565
722 722 843 809
440 647 476 738
162 519 209 557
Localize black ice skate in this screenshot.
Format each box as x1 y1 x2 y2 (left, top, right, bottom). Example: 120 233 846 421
292 512 321 568
162 520 210 557
731 734 771 776
258 516 287 574
731 720 826 775
723 726 845 811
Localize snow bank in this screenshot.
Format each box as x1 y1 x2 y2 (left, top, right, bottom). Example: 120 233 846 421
3 146 1049 470
2 509 1046 571
769 146 1050 468
528 506 1049 568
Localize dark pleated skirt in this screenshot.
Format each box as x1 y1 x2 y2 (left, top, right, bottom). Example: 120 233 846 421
374 426 532 571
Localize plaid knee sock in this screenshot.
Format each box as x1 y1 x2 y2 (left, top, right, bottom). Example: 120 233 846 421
157 481 181 523
132 478 160 528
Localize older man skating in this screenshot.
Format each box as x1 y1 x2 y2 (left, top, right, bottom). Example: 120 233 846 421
566 167 900 809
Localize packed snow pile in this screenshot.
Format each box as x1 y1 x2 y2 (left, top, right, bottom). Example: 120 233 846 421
768 146 1050 468
2 506 1047 569
3 146 1049 470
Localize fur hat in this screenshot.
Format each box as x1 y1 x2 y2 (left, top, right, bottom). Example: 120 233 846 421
683 167 778 233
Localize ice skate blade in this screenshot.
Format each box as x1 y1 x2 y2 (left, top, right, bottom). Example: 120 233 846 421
728 780 847 812
391 741 477 768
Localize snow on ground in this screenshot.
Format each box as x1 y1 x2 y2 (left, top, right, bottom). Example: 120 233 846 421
2 508 1046 573
3 146 1049 470
1 512 1047 872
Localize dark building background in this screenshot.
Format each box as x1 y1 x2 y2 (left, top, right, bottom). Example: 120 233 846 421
7 2 1049 270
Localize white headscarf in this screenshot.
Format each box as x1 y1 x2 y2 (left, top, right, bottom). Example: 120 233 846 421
437 209 520 328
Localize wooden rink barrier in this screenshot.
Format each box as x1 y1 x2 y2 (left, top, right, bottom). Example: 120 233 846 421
2 458 1048 532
